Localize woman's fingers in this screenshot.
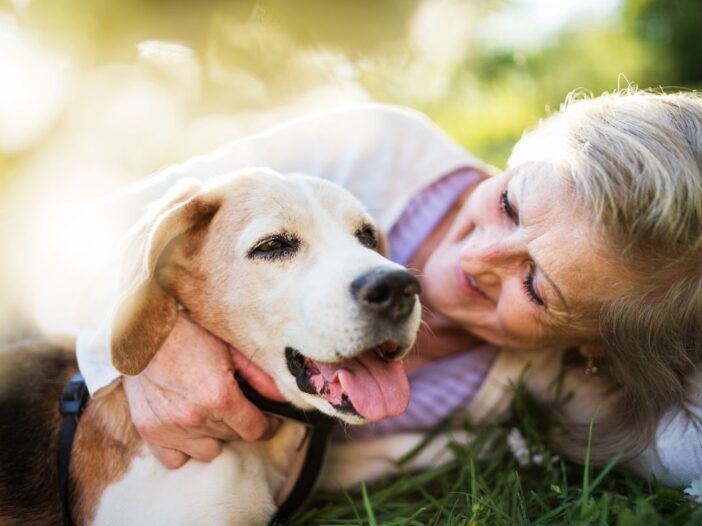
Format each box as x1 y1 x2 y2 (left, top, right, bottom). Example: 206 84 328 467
147 444 189 470
230 347 287 402
198 421 242 441
219 378 281 442
121 312 286 470
176 436 223 462
146 436 227 468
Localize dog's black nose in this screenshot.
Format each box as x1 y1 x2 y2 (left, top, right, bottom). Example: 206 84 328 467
351 268 421 321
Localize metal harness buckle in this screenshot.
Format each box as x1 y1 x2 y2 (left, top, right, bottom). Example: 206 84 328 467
59 373 89 416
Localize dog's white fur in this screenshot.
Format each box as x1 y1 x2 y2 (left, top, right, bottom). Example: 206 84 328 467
88 168 422 525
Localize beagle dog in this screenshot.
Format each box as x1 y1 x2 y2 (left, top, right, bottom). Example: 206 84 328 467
0 168 422 525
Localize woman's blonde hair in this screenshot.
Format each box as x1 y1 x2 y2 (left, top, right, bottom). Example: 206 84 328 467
510 88 702 463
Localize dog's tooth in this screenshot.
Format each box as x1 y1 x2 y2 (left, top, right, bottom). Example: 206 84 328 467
338 372 349 393
373 346 384 361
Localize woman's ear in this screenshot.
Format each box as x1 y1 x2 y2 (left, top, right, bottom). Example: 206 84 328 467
579 344 606 359
110 179 221 375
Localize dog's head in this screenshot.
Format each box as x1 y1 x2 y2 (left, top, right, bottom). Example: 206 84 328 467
109 168 421 423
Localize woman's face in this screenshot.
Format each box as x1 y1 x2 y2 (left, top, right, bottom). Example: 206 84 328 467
422 164 625 351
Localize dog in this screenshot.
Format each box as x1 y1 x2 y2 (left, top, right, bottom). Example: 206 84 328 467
0 168 422 525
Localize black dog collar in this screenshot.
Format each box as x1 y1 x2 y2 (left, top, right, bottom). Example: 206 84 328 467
58 374 334 526
58 373 89 526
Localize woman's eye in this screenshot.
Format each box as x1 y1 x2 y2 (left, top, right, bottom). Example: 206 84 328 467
522 269 545 307
500 189 518 223
248 234 299 260
355 224 379 249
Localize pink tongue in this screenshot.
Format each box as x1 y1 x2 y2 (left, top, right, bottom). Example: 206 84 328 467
316 351 410 422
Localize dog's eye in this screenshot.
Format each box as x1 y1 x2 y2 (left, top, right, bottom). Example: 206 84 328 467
355 224 378 250
248 234 299 260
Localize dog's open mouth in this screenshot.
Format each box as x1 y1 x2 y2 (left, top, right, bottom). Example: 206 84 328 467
285 343 410 422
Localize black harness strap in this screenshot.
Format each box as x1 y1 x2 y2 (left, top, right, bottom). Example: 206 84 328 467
58 375 334 526
236 379 336 524
58 373 89 526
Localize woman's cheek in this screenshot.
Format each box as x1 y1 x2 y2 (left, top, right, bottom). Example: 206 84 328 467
495 298 540 349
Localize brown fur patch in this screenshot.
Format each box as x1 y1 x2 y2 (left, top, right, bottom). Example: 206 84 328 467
0 342 76 526
0 345 142 525
153 202 247 342
70 386 141 525
376 229 390 258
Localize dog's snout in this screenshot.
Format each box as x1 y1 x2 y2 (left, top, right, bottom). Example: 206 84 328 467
351 268 420 321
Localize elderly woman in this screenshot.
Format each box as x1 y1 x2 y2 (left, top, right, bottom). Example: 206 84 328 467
77 90 702 487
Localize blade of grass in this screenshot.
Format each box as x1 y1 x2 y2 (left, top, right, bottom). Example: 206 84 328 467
587 453 623 494
580 414 596 518
361 481 378 526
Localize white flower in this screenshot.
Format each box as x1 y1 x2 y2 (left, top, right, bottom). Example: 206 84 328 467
684 475 702 504
507 428 531 467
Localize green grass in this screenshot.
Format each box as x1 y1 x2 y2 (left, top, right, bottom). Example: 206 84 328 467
290 389 701 526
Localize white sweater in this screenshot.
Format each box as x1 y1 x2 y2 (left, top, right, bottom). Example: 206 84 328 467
74 104 702 488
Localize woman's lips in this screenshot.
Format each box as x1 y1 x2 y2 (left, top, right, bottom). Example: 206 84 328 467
454 263 491 303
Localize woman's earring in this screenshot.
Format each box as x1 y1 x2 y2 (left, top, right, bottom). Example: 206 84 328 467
585 355 599 375
579 346 599 375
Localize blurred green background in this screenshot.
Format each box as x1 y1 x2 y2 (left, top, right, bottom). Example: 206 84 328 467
1 3 701 518
0 0 700 334
1 0 700 179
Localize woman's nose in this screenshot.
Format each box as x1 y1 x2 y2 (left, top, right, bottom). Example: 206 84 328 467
459 232 525 275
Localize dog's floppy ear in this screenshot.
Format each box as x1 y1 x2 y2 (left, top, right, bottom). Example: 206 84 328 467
110 179 221 375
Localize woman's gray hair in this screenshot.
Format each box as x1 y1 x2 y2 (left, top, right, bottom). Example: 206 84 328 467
509 89 702 463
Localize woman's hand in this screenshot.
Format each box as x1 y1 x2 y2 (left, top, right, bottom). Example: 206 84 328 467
122 312 285 469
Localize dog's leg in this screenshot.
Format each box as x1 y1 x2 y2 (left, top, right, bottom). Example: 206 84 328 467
319 429 475 490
